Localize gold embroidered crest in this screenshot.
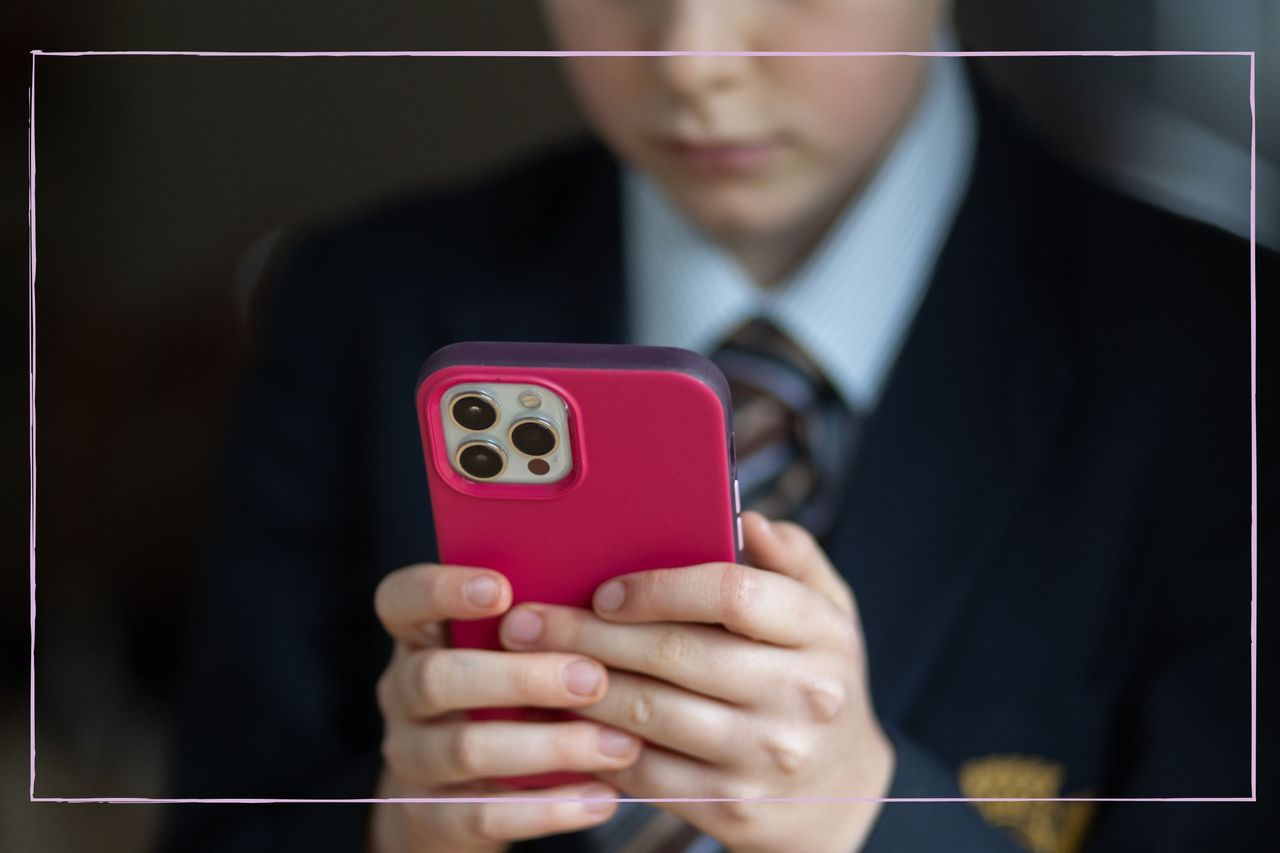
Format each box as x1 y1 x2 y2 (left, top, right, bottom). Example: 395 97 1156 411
958 754 1095 853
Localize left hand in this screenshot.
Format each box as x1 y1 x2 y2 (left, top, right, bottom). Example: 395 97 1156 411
498 511 895 853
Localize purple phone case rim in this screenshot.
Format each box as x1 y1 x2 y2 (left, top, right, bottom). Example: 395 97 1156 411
417 341 737 469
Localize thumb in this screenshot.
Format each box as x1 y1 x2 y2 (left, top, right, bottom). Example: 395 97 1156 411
741 511 856 616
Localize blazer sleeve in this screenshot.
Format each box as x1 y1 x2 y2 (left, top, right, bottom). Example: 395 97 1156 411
155 233 384 852
860 727 1024 852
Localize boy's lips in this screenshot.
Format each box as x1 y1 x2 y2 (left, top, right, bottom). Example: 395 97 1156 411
660 137 780 175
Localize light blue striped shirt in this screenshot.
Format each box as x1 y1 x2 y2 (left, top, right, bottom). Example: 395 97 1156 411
624 53 977 414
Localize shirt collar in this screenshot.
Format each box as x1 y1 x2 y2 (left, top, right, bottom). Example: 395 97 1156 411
624 45 977 411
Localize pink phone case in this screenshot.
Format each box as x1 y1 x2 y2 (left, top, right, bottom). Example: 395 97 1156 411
416 342 740 788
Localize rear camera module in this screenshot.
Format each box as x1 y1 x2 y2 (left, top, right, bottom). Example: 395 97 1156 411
510 419 558 457
450 393 499 432
457 441 506 480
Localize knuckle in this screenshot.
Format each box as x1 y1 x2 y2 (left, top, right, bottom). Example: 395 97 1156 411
801 678 848 723
549 798 594 826
646 569 679 607
556 721 598 767
559 607 586 649
716 783 761 824
466 803 504 843
373 576 393 621
415 650 447 713
604 761 639 793
834 617 861 657
373 571 403 625
761 729 811 777
375 671 396 717
511 658 553 703
412 729 440 781
652 628 691 669
626 690 655 728
718 564 762 623
449 723 484 779
383 728 425 785
379 731 402 775
419 620 446 647
377 565 436 621
774 520 815 550
405 802 435 834
418 565 447 608
406 565 445 618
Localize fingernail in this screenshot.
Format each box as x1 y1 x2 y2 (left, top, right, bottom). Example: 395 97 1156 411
598 728 636 757
563 660 601 695
464 576 500 608
504 608 543 644
595 581 626 612
581 784 616 813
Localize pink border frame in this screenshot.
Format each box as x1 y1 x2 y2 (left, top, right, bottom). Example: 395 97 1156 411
27 49 1258 807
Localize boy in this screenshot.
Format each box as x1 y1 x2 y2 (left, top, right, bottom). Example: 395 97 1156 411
162 1 1263 851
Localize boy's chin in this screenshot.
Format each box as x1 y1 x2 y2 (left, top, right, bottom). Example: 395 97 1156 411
681 194 810 245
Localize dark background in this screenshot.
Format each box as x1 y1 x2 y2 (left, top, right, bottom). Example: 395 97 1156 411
5 2 1273 850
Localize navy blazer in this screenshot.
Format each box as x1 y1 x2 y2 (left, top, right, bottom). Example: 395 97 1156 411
158 76 1266 852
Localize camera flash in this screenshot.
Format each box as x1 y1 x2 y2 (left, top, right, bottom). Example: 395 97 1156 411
519 392 542 409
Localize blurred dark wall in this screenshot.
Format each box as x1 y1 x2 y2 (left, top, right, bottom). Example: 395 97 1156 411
4 2 1269 850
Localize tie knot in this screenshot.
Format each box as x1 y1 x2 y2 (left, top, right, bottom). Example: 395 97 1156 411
711 318 837 411
710 318 857 537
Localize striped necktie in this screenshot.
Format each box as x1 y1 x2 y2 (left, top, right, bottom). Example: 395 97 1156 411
712 317 857 539
585 321 858 853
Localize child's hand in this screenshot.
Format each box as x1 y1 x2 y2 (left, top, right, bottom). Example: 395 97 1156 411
369 563 640 852
498 511 894 853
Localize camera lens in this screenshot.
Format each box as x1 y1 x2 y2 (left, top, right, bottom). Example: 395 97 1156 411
510 419 558 457
457 441 506 480
451 394 498 431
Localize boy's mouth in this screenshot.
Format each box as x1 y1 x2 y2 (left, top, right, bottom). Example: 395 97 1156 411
661 137 779 175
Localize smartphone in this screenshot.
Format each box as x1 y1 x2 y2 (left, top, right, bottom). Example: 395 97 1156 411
416 341 740 787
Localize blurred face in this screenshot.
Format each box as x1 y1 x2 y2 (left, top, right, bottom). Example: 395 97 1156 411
542 0 947 283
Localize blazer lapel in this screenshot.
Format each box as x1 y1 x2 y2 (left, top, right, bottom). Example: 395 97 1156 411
827 85 1076 722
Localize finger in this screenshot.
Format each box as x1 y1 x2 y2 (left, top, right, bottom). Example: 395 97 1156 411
589 559 848 647
593 742 773 835
598 741 718 797
741 512 855 616
382 719 642 788
375 563 512 646
384 647 609 720
501 605 780 703
403 781 622 846
569 669 739 765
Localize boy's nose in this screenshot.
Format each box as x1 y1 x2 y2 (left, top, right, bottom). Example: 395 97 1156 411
653 0 753 98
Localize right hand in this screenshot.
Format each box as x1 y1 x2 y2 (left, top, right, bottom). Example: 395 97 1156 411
369 563 642 853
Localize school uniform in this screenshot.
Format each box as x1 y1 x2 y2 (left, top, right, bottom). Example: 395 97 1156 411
158 60 1266 852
